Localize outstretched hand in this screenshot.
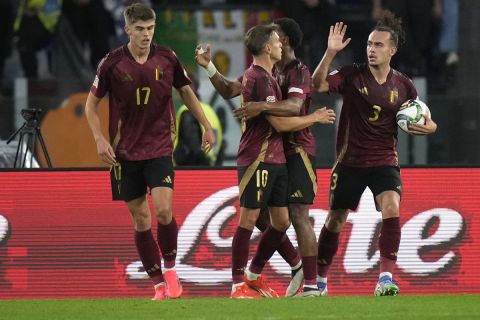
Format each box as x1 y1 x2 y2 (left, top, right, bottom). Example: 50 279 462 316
328 22 351 53
408 113 438 135
195 44 212 68
314 107 336 124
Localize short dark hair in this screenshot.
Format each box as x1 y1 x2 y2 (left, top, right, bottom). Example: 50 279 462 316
273 18 303 49
123 2 156 25
244 24 279 56
373 10 405 47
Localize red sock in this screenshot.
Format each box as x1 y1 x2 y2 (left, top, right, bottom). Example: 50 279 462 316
379 217 401 274
317 225 340 277
277 236 301 268
232 226 253 284
157 217 178 269
135 229 163 284
301 255 317 285
250 226 286 274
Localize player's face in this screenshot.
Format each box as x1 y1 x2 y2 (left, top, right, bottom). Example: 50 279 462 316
125 19 156 50
266 31 283 62
366 30 397 68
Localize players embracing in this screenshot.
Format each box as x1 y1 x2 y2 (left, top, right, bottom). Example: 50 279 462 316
196 19 335 298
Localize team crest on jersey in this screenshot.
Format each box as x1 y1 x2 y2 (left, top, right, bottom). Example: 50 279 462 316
155 67 164 81
390 89 399 104
266 96 276 103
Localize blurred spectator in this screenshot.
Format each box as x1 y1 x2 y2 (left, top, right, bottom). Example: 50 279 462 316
174 77 224 166
439 0 459 67
278 0 337 72
14 0 63 78
0 0 15 80
372 0 442 76
62 0 114 69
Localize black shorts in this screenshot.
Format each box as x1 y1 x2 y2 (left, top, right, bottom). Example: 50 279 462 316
329 164 402 211
238 162 288 209
286 153 317 204
110 157 174 202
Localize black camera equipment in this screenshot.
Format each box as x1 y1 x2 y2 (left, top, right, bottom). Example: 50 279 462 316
6 108 52 168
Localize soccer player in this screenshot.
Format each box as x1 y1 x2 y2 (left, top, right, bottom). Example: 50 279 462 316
196 18 335 297
311 12 437 296
84 3 215 300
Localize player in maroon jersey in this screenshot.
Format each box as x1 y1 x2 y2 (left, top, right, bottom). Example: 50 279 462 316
196 18 335 297
312 11 437 296
84 3 215 300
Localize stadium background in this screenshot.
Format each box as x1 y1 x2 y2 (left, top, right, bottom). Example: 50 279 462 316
0 0 480 301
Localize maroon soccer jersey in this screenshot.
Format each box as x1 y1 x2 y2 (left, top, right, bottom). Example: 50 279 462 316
274 59 316 157
327 63 417 167
91 44 191 161
237 64 285 167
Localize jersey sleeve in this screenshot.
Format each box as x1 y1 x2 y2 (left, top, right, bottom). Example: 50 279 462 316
171 50 192 89
326 65 356 94
405 77 418 100
90 54 111 98
286 66 311 100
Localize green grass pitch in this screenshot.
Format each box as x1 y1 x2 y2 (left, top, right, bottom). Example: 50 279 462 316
1 295 479 319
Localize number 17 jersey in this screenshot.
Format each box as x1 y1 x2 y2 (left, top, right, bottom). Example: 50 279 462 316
91 44 191 161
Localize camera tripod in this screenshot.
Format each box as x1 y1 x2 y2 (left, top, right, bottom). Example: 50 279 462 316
6 110 52 168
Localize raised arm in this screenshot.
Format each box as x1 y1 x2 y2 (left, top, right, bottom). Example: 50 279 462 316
85 92 116 165
176 84 216 152
266 107 336 133
312 22 351 92
195 44 242 99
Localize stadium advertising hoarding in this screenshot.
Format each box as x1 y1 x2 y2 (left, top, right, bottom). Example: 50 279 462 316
0 169 479 298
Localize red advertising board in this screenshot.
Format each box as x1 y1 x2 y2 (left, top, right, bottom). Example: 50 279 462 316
0 169 479 299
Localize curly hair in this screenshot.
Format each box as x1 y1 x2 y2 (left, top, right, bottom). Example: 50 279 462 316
373 10 405 47
273 18 303 49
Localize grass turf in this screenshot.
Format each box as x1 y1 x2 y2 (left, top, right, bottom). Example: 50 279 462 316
1 295 479 320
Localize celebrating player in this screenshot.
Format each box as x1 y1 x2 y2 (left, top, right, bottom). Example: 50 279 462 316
84 3 215 300
311 11 437 296
196 18 335 297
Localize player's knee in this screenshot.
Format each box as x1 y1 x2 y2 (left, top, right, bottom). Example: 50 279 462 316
131 210 151 230
289 205 309 227
271 217 291 232
153 205 172 224
325 210 348 232
381 202 400 219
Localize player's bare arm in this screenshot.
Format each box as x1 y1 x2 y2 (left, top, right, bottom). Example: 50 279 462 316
233 97 302 120
195 44 242 99
312 22 351 92
408 113 438 135
176 84 216 152
84 92 116 165
266 107 336 133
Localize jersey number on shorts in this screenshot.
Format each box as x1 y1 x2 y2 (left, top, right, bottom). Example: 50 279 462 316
331 172 338 190
256 169 268 188
368 105 382 122
136 87 151 106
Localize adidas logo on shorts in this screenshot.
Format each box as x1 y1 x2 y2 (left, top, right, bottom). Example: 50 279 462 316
290 190 303 198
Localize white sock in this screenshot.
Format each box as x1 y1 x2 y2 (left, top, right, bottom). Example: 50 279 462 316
303 284 318 290
379 272 393 280
291 260 302 271
245 270 261 281
316 276 327 284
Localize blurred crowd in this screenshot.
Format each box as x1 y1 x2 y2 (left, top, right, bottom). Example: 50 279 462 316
0 0 458 89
